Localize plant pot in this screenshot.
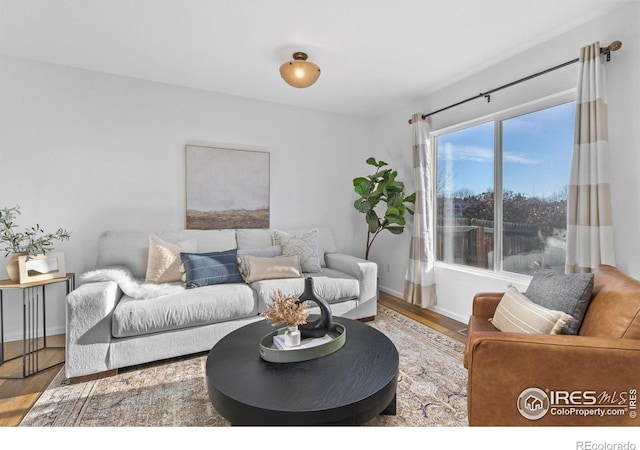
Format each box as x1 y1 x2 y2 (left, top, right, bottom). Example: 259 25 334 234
284 325 301 347
6 252 28 282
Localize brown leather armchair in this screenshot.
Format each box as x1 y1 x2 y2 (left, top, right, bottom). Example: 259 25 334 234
464 265 640 426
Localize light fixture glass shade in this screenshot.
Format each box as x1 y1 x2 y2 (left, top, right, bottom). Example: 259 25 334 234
279 52 321 88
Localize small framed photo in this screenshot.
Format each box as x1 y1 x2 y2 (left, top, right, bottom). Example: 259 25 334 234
17 253 66 284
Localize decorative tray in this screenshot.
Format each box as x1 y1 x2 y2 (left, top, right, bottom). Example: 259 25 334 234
259 323 346 363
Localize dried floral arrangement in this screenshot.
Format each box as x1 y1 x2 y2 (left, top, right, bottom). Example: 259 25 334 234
263 290 309 327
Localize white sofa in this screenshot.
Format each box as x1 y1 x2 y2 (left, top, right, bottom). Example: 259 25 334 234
65 227 377 379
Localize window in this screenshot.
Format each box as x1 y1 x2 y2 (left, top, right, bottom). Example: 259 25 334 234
434 95 576 276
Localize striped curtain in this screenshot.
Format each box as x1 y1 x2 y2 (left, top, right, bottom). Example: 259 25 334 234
404 113 437 307
566 42 616 273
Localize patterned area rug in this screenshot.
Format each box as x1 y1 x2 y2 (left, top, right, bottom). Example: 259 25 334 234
20 305 468 426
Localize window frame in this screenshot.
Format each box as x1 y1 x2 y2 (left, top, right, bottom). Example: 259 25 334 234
430 89 576 276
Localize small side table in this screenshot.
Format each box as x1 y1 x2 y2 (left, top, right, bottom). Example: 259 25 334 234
0 273 75 379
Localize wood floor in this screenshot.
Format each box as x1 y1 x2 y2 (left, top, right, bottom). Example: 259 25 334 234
0 291 467 427
378 290 467 343
0 334 65 427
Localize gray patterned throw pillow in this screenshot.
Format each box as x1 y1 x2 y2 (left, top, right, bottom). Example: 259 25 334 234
272 228 322 273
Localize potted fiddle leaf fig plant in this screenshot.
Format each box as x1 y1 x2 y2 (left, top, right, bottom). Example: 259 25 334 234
353 157 415 260
1 205 72 281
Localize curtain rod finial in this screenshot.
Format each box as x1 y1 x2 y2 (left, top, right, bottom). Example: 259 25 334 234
608 41 622 52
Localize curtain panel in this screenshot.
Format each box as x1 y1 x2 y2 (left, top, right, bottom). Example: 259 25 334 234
566 42 616 273
404 113 437 307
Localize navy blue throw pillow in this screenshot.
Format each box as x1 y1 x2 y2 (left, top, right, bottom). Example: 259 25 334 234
180 249 243 289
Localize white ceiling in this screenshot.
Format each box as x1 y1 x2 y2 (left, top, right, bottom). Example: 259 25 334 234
0 0 632 118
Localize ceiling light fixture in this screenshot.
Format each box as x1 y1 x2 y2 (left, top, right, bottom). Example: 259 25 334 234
279 52 321 88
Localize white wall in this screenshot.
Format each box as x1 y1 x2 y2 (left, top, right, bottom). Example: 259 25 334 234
371 2 640 323
0 56 373 340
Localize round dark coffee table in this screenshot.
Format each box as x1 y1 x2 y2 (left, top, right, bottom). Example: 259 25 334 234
205 316 398 426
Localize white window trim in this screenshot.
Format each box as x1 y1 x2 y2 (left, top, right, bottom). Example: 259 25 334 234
430 88 577 276
436 260 534 285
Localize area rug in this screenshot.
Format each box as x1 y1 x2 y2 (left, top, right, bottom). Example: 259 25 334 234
19 305 468 427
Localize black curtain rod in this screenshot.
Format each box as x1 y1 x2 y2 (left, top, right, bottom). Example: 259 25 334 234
408 40 622 124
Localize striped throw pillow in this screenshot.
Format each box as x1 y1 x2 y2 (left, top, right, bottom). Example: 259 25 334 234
179 249 243 289
490 287 573 334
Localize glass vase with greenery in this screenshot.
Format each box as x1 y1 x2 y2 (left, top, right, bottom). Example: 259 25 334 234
352 157 415 260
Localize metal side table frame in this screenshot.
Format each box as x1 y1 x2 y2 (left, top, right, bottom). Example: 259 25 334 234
0 273 75 378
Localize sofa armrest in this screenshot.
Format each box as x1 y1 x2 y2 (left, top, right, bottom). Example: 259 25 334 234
467 333 640 425
65 281 122 378
325 253 378 316
471 292 504 318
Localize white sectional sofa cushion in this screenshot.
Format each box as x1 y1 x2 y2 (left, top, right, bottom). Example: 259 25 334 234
112 283 258 338
251 268 359 306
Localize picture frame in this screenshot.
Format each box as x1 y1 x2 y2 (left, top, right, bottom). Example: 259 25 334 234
185 145 270 229
17 253 66 284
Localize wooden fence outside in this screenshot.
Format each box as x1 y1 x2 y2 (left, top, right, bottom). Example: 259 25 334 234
436 218 545 269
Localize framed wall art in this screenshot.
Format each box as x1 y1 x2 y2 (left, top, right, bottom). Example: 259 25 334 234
185 145 270 230
18 252 66 284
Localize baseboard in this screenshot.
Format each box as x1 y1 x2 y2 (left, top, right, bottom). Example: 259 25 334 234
378 285 403 299
3 326 66 344
429 305 469 325
379 285 468 324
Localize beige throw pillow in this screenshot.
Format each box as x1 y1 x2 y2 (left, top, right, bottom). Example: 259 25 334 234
236 245 282 281
490 287 574 334
244 254 303 283
145 234 197 284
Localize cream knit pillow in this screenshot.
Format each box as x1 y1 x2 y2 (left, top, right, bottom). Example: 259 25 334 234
145 234 197 284
490 287 574 334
